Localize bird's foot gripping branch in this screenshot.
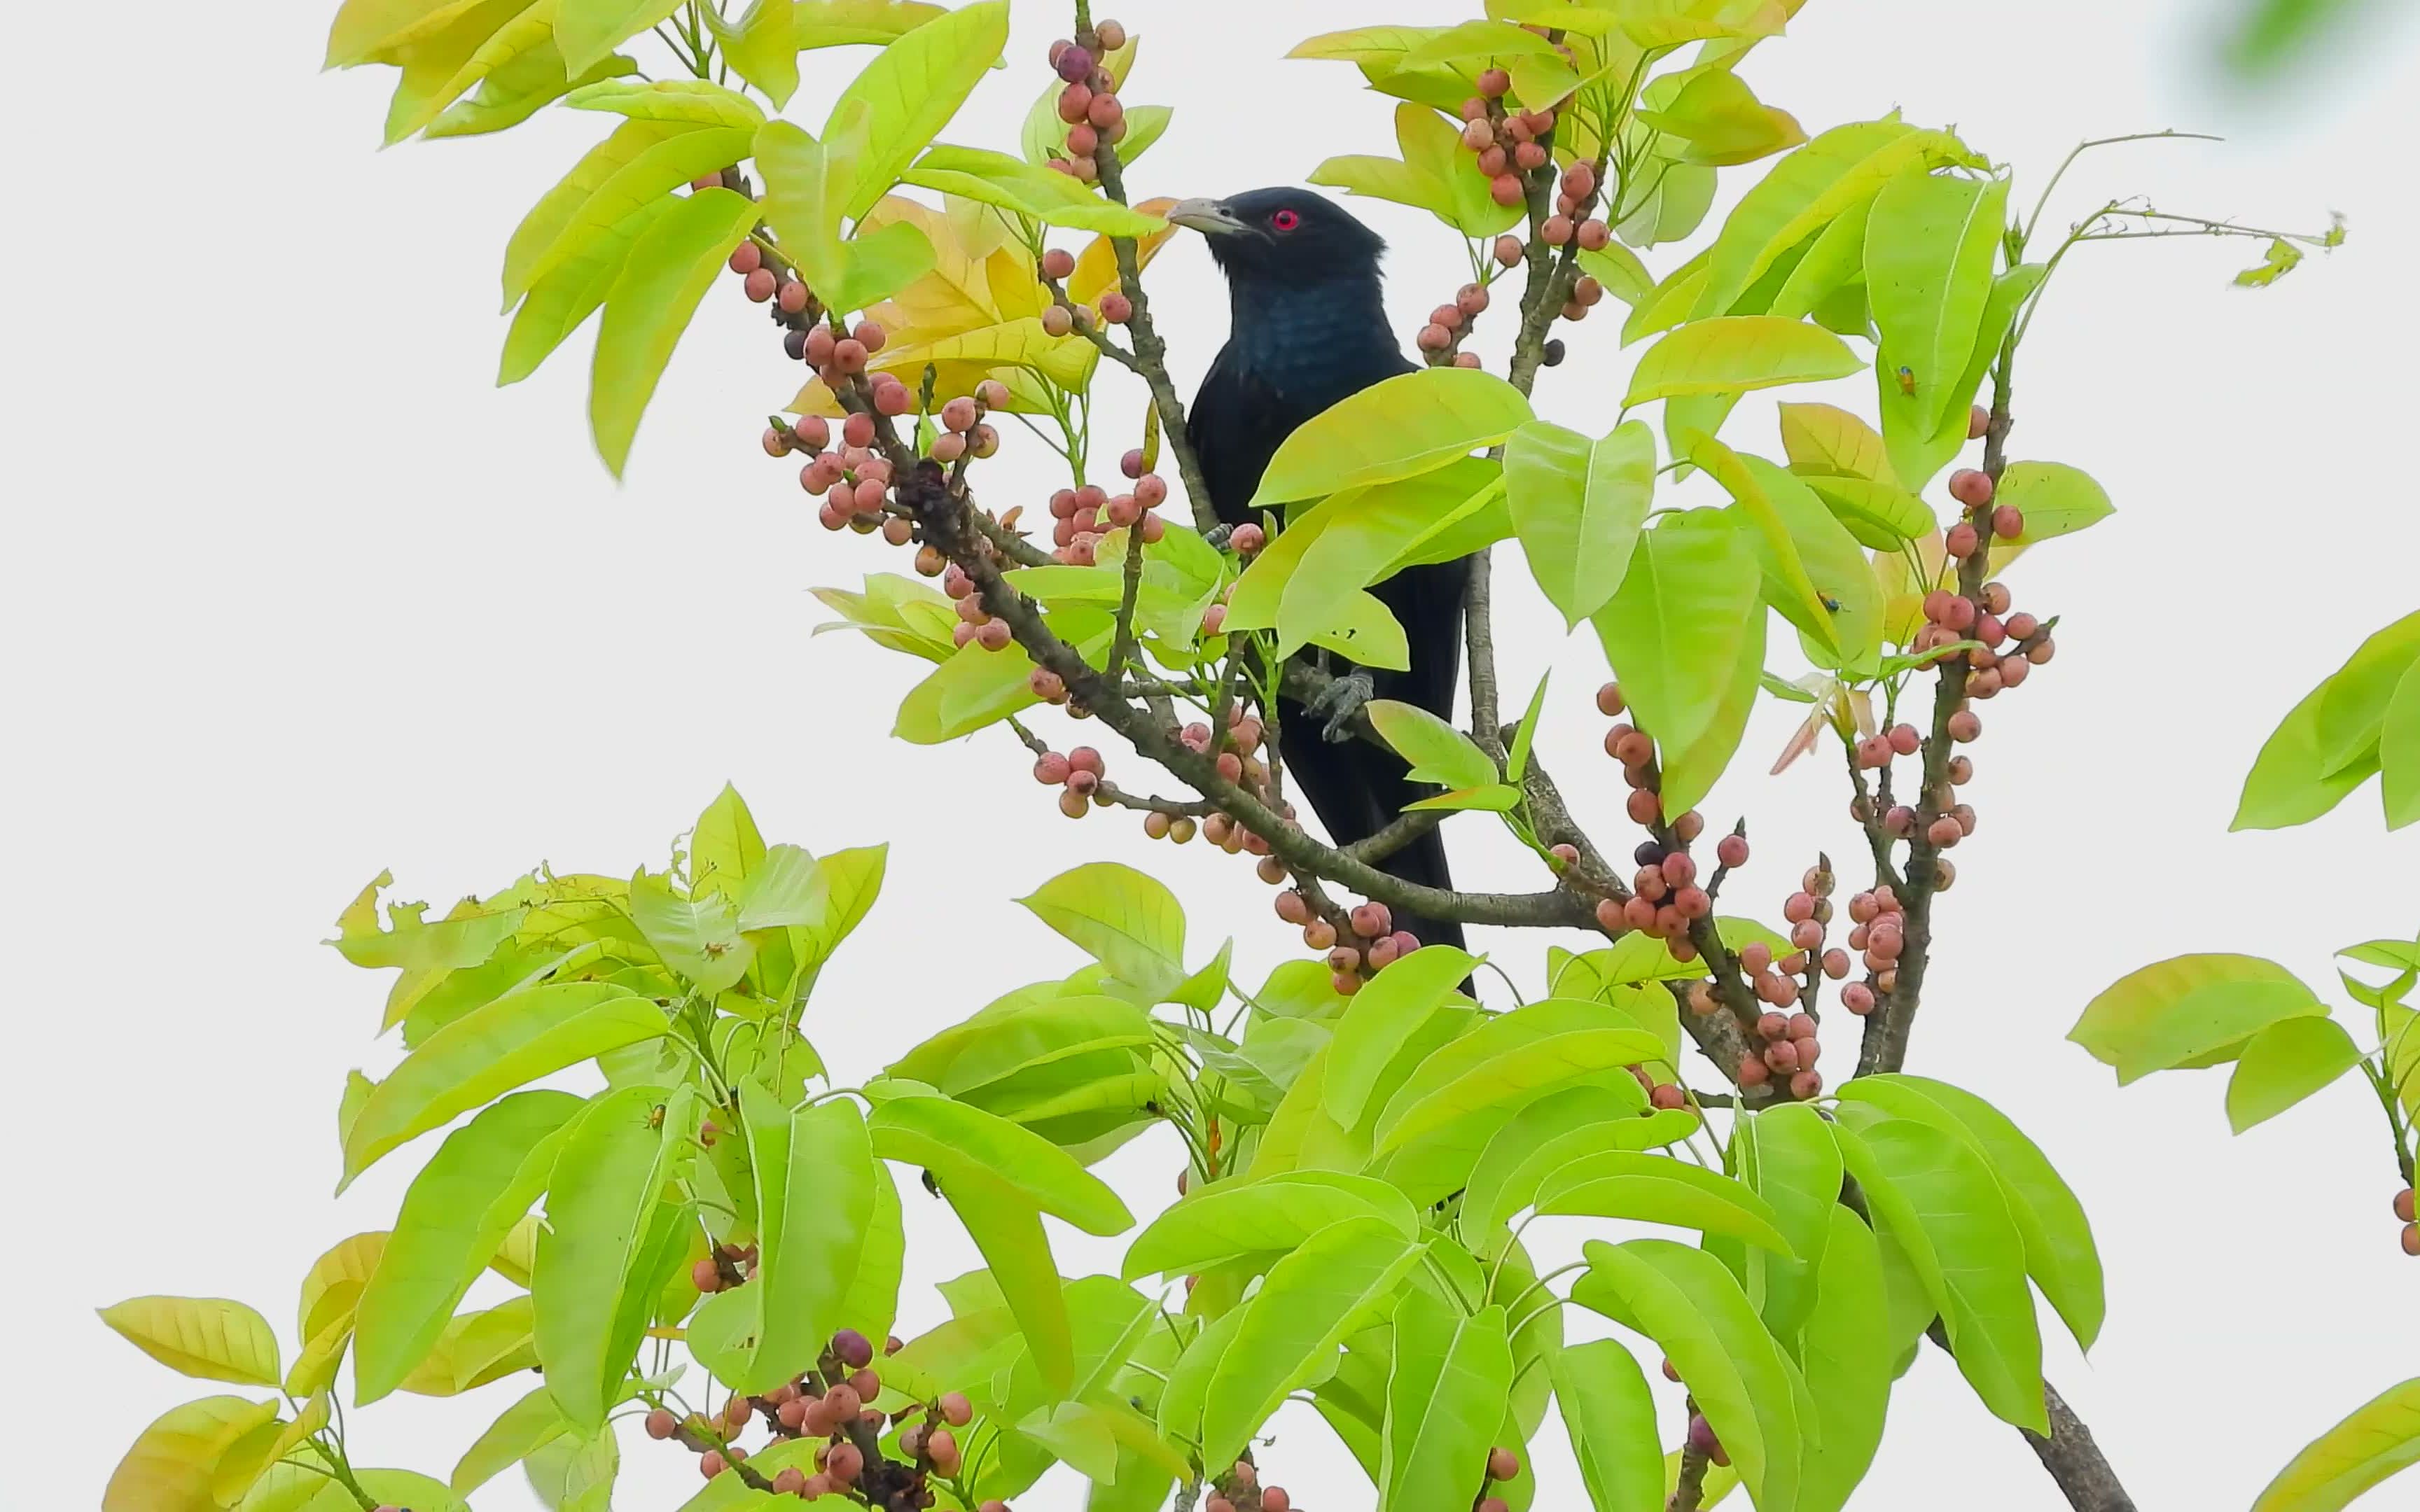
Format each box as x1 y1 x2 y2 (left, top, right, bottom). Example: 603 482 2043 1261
99 3 2349 1511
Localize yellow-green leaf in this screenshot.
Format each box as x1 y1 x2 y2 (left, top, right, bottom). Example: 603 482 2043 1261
104 1396 279 1512
566 77 765 128
509 122 753 306
1866 167 2010 448
340 981 665 1187
1590 510 1762 816
99 1298 281 1388
557 0 684 74
2254 1377 2420 1511
907 144 1169 236
1506 419 1656 626
1366 701 1496 790
500 194 677 386
2234 668 2386 831
1636 67 1804 167
2071 953 2328 1083
1251 368 1533 508
1995 461 2114 547
705 0 799 106
1695 120 1972 320
2226 1016 2363 1133
1627 316 1863 405
589 186 760 477
826 0 1010 220
1017 861 1188 1001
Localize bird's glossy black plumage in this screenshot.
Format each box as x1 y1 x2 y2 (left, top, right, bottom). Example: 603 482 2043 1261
1182 189 1468 952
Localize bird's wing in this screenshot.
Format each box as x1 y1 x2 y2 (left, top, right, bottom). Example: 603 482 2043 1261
1188 342 1303 526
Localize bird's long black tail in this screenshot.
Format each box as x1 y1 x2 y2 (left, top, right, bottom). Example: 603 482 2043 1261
1274 711 1466 956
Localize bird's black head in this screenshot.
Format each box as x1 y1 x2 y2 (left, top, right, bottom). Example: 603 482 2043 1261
1167 188 1388 287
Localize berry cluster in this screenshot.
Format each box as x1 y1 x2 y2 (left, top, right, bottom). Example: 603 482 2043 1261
1031 745 1109 818
638 1329 974 1506
2396 1185 2416 1256
1041 472 1173 566
1655 1359 1732 1480
1415 280 1490 369
1586 683 1711 958
1043 21 1130 183
1837 883 1911 1016
1457 71 1556 209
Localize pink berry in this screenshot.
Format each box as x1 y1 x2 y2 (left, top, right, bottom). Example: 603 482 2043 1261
1947 710 1982 743
729 241 763 275
1057 43 1094 82
1578 218 1611 249
1992 505 2024 540
1789 1070 1823 1100
700 1452 727 1479
1040 248 1077 282
1477 66 1510 96
777 279 808 313
1946 521 1980 557
1949 468 1995 508
832 337 868 373
1230 522 1266 553
744 267 776 302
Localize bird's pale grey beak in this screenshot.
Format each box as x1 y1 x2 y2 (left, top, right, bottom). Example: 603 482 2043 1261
1167 197 1250 236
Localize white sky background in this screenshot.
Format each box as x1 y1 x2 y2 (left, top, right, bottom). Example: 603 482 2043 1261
8 1 2420 1506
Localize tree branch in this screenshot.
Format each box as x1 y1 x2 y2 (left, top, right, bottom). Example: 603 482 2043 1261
1857 356 2012 1076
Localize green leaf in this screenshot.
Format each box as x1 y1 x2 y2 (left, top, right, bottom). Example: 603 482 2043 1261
1506 419 1657 627
98 1298 281 1388
2071 953 2328 1082
1250 463 1508 655
104 1396 279 1512
1017 862 1188 1002
2383 661 2420 830
793 0 950 50
1373 1005 1664 1156
588 186 759 477
1795 1208 1892 1512
891 993 1153 1096
704 0 799 106
557 0 685 74
1626 316 1863 405
1734 1102 1841 1340
500 194 676 386
429 41 637 139
867 1092 1132 1235
1123 1170 1417 1280
1834 1074 2103 1353
340 983 664 1189
1457 1084 1654 1246
2253 1376 2420 1511
1381 1293 1513 1512
742 1086 878 1390
2227 1016 2363 1133
1778 400 1897 485
1251 368 1533 508
1687 435 1880 667
2236 662 2388 830
2314 610 2420 778
450 1384 571 1494
1865 167 2010 447
1573 1238 1802 1511
534 1085 697 1433
1201 1215 1424 1470
566 78 765 128
1590 510 1763 816
1365 704 1496 792
1695 119 1972 319
356 1090 583 1403
501 119 717 305
943 1179 1076 1393
1636 66 1805 166
1550 1339 1663 1512
905 145 1169 235
1800 475 1932 550
1536 1152 1795 1254
1995 461 2115 547
627 869 753 993
826 0 1010 220
1830 1112 2044 1433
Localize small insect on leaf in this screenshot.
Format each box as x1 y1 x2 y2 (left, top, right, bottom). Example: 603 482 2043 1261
1896 366 1917 396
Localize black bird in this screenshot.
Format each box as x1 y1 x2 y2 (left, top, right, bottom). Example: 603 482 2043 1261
1170 188 1468 953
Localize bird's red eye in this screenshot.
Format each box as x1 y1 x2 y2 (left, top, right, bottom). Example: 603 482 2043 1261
1270 209 1300 232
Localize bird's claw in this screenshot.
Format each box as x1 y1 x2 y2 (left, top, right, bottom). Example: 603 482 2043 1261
1312 670 1376 743
1203 523 1235 551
